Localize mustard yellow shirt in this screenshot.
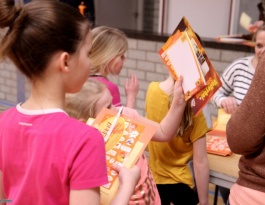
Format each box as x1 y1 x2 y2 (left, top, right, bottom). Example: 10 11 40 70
146 82 210 188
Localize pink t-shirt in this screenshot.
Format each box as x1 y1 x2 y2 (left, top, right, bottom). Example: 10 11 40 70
0 105 108 205
129 154 161 205
90 76 122 107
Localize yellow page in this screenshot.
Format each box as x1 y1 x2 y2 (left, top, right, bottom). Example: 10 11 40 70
214 109 231 132
240 12 252 31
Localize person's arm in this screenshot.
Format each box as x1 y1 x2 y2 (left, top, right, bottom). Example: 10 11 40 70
69 164 140 205
227 54 265 154
69 188 100 205
193 136 209 205
148 77 186 141
211 62 238 110
123 76 186 142
0 171 6 205
110 164 140 205
125 73 139 108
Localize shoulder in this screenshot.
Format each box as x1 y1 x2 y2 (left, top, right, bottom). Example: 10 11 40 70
63 116 103 140
0 106 18 120
229 56 252 68
93 77 118 89
148 82 159 90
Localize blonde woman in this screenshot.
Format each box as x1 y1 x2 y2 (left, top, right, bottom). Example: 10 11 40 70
212 25 265 114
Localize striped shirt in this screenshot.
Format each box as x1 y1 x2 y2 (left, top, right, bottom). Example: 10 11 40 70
212 56 255 108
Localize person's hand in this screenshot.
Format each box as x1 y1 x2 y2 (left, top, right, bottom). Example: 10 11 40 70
248 20 264 33
112 163 140 189
125 73 139 108
221 97 237 114
121 107 139 120
110 164 140 205
172 76 186 108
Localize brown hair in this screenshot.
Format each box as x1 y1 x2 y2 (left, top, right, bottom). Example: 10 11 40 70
252 24 265 42
0 0 91 80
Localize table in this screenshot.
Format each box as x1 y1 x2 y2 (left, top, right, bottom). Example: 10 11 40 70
207 153 240 205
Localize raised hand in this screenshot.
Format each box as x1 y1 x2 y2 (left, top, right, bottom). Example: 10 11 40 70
125 73 139 108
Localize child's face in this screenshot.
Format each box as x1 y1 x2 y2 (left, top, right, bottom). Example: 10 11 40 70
107 54 125 75
67 32 92 93
95 89 114 116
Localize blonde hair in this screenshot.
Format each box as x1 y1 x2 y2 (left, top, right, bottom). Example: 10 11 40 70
168 82 193 137
65 80 107 120
89 26 128 76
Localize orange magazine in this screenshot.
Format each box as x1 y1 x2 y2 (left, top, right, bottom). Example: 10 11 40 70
206 132 232 156
88 107 157 205
206 109 232 156
159 16 222 115
159 29 206 101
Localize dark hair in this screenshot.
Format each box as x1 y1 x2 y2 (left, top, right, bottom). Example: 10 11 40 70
0 0 91 79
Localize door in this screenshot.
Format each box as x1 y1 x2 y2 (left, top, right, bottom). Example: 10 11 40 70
95 0 143 31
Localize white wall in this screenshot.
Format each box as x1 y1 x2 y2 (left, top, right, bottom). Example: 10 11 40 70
162 0 233 38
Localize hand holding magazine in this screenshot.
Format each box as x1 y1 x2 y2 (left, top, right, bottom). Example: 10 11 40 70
87 107 157 205
159 16 222 116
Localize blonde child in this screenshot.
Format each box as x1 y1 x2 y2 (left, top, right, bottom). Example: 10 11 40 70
0 1 139 205
89 26 139 108
146 74 211 205
65 78 187 205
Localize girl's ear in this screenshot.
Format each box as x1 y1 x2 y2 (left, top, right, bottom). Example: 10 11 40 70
78 118 87 123
59 52 71 73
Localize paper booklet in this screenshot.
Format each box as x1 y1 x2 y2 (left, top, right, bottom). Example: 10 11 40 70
206 109 232 156
87 107 157 205
159 16 222 116
159 28 206 101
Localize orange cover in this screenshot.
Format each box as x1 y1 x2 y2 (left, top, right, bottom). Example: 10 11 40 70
206 132 232 156
206 109 232 156
89 108 157 205
159 17 222 115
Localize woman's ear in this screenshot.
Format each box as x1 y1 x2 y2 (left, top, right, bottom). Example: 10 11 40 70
59 52 71 73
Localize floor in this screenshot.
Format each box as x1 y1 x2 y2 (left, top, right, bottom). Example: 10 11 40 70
208 183 225 205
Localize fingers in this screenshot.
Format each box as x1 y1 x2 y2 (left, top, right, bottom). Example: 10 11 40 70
125 73 139 94
112 163 141 185
112 163 122 172
173 76 186 105
221 97 237 114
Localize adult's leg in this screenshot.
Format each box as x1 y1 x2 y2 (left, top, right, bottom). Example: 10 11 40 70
219 187 230 204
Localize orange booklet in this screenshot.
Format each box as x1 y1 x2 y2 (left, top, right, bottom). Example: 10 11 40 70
159 17 222 115
87 107 157 205
159 27 206 101
206 109 232 156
